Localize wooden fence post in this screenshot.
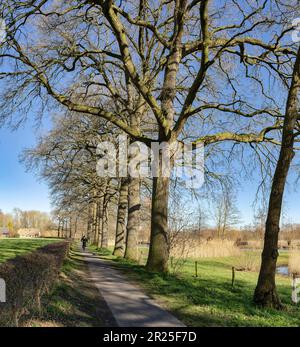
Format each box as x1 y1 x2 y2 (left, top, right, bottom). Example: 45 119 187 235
195 261 198 278
231 266 235 288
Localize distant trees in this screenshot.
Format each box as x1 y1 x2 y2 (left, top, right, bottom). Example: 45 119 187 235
195 205 208 234
253 206 267 240
213 190 240 238
0 210 5 228
0 208 53 233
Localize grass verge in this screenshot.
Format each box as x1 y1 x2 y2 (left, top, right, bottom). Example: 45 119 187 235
89 245 299 327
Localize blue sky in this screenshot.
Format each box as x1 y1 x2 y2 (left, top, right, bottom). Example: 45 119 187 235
0 119 52 214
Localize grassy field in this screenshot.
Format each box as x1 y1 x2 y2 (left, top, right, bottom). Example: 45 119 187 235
0 238 61 263
1 239 297 326
89 245 299 327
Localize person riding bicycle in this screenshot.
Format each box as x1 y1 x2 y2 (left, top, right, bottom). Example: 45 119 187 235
81 235 88 250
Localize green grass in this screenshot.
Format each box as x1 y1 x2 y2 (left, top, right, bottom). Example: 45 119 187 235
0 238 61 263
89 245 299 327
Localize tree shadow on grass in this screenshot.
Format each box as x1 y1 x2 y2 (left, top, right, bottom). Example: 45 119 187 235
107 258 300 327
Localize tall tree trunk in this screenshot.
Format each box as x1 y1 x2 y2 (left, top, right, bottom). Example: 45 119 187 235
62 219 66 238
254 47 300 309
92 202 98 245
96 196 104 249
97 181 109 249
74 217 78 239
144 2 186 272
57 218 61 238
124 177 140 260
113 177 128 256
91 200 97 242
146 176 170 272
124 75 141 261
101 200 109 249
69 217 72 238
87 203 92 239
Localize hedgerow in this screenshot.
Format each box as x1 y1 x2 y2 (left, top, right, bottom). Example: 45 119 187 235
0 241 69 326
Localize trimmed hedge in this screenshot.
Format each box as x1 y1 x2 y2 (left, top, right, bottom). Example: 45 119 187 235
0 241 69 326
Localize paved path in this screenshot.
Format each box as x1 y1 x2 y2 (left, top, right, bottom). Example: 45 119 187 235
83 251 185 327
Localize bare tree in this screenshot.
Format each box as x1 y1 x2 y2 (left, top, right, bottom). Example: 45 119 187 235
253 205 268 240
213 189 240 238
113 178 128 256
254 46 300 309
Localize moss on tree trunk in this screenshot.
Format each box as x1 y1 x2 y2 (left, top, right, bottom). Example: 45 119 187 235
146 176 170 273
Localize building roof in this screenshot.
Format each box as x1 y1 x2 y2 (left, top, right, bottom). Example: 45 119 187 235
0 227 9 235
17 228 41 236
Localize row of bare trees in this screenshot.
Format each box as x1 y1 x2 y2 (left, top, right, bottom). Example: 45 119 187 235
1 0 300 308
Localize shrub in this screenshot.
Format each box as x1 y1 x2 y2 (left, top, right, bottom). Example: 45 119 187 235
244 240 263 249
0 242 69 326
233 252 261 272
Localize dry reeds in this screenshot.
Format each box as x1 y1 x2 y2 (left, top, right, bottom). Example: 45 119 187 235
288 251 300 276
234 252 261 272
170 239 241 259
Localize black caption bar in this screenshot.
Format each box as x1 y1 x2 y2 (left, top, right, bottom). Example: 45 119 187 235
0 327 298 345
